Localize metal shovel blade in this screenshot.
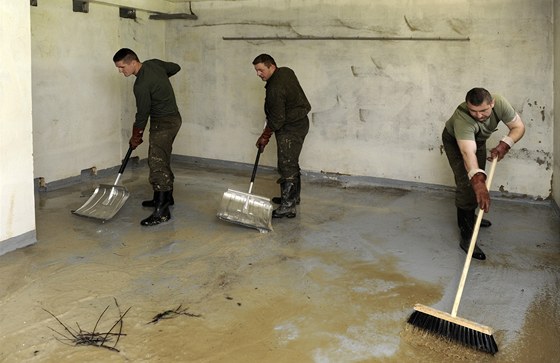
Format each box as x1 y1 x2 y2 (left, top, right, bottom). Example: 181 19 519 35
72 184 130 221
217 188 273 233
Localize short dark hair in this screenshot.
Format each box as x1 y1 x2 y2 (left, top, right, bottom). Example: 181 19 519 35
465 88 493 105
113 48 139 63
252 54 276 67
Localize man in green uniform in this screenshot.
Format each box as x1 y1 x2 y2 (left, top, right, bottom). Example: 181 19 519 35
253 54 311 218
113 48 182 226
442 88 525 260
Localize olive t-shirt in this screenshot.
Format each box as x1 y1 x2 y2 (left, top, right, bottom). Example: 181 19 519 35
444 94 516 142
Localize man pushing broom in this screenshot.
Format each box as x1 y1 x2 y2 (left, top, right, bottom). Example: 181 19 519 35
408 88 525 355
442 87 525 260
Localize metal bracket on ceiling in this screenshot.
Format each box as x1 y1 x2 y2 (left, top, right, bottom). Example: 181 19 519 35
119 7 136 20
72 0 89 13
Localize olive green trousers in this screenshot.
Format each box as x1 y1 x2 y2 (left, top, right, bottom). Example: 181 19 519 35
442 128 487 210
275 116 309 182
148 113 182 192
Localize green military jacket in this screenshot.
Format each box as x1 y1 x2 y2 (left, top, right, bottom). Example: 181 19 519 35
133 59 181 128
264 67 311 132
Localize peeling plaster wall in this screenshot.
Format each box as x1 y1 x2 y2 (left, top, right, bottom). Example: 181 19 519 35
30 0 166 183
25 0 557 202
169 0 554 199
0 3 36 251
554 0 560 207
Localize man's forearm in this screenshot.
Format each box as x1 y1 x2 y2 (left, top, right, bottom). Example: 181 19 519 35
505 115 525 143
457 139 482 176
463 152 485 178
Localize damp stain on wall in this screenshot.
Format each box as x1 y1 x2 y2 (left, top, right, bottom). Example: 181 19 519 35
526 100 547 122
446 17 471 35
403 15 433 32
514 148 552 170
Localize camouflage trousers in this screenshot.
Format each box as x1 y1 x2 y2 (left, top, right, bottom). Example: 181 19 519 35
148 113 182 192
275 116 309 182
442 128 487 210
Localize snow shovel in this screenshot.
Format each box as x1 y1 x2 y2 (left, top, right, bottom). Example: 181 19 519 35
72 146 133 221
217 147 273 233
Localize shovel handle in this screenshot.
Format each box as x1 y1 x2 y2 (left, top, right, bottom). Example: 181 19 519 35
250 146 263 184
119 146 134 174
113 146 134 186
247 147 263 194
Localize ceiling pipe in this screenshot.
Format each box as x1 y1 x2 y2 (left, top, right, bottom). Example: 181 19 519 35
88 0 174 13
223 36 470 41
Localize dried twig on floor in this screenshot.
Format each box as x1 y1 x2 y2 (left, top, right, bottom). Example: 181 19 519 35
148 304 202 324
43 298 131 352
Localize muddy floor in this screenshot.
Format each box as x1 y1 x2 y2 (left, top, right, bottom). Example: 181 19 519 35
0 160 559 362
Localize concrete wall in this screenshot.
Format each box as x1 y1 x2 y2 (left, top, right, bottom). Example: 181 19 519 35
169 0 554 199
0 0 171 254
0 3 37 254
30 0 167 183
554 0 560 209
0 0 557 252
28 0 557 199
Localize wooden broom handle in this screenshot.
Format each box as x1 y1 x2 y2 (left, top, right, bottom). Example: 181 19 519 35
451 157 498 317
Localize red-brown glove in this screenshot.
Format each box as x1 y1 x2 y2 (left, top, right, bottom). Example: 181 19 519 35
129 127 144 149
470 172 490 212
256 126 273 149
488 141 510 161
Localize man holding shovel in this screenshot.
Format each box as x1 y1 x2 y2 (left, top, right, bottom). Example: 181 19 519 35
442 88 525 260
113 48 182 226
253 54 311 219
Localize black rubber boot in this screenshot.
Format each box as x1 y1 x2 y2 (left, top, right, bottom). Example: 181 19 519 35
457 208 486 260
272 197 301 204
272 180 297 218
295 173 301 204
272 174 301 205
477 214 492 228
142 190 174 207
141 191 171 226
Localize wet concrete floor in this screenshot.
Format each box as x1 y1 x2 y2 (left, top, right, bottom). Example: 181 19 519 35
0 159 559 362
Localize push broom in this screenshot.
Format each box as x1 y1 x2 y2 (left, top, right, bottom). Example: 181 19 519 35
407 157 498 354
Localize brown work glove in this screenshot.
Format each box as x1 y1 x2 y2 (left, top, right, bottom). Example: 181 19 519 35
256 126 273 150
487 141 510 162
129 127 144 149
470 172 490 213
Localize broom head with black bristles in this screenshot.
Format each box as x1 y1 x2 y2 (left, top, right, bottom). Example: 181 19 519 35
408 303 498 354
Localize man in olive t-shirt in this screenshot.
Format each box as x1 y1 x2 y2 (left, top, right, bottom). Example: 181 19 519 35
442 88 525 260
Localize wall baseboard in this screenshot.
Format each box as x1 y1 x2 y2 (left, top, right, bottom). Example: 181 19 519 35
34 156 143 193
35 153 557 209
551 199 560 218
0 230 36 257
171 154 554 207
